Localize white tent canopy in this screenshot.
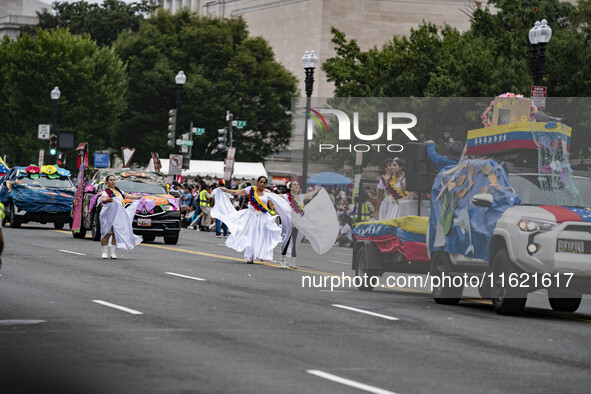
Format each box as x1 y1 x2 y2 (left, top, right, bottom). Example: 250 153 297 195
146 159 267 180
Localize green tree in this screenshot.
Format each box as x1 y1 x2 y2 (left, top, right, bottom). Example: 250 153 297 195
0 28 127 167
113 10 297 163
322 0 591 158
23 0 154 47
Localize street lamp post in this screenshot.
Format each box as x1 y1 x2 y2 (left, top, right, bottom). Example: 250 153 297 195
529 19 552 86
301 50 318 193
50 86 61 164
226 111 233 148
174 71 186 155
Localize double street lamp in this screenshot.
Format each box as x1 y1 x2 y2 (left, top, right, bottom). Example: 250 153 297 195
50 86 61 163
301 50 319 193
174 71 186 154
529 19 552 86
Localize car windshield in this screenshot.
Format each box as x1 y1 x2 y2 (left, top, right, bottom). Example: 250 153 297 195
509 174 591 207
20 176 74 188
115 180 166 195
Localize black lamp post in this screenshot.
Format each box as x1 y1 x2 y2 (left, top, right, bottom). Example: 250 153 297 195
301 50 318 193
174 71 186 155
529 19 552 86
50 86 61 164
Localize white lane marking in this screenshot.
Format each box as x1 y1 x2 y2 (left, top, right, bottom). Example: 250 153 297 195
332 304 399 321
92 300 143 315
307 370 398 394
165 272 207 281
59 250 87 256
329 260 349 265
335 252 352 256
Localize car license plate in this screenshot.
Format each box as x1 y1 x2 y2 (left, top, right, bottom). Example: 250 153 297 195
137 218 151 226
557 239 584 254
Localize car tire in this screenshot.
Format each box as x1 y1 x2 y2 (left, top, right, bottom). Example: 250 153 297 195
430 252 462 305
91 210 101 241
72 226 87 239
490 248 527 316
9 203 21 228
354 246 377 291
548 290 582 313
164 235 179 245
142 235 156 242
54 222 64 230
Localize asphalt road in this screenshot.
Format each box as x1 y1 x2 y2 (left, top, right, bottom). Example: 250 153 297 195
1 224 590 393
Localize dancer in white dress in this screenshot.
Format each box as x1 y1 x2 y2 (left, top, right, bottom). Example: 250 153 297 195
100 175 142 259
279 181 339 269
212 176 291 264
375 158 411 220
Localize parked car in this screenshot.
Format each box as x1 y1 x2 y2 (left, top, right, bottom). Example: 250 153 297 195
0 165 75 229
72 169 181 244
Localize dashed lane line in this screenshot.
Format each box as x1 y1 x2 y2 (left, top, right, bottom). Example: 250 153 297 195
307 370 398 394
59 249 86 256
165 272 206 281
332 304 400 321
92 300 143 315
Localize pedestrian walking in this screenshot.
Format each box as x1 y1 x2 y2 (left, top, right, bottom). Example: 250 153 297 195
99 175 142 259
198 183 212 231
213 176 291 264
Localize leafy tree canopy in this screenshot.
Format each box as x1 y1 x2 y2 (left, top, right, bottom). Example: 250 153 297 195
23 0 154 47
321 0 591 163
113 9 298 163
0 28 128 168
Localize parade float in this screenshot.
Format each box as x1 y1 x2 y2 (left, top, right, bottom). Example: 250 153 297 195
0 164 75 228
352 94 591 316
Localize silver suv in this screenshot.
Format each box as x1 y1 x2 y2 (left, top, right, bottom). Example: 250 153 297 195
430 164 591 315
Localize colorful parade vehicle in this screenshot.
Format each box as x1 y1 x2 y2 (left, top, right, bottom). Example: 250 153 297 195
428 99 591 315
0 165 75 229
71 169 181 244
351 215 431 291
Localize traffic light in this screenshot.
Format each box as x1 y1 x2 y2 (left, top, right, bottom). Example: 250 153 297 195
217 128 228 151
57 152 64 166
49 134 58 155
168 109 177 148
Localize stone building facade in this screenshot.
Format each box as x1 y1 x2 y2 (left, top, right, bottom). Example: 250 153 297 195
0 0 50 40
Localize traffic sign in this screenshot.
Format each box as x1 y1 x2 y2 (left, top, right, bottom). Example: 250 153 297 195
38 124 51 140
178 140 194 146
232 120 247 129
192 127 205 135
169 154 183 175
531 86 547 109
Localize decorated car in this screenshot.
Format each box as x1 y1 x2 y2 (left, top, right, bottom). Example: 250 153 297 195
0 165 75 228
71 169 181 244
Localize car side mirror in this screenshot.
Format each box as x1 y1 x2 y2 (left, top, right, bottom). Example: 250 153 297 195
472 193 493 208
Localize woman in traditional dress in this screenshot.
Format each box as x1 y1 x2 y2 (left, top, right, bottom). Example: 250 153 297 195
375 158 411 220
278 181 339 269
100 175 142 259
213 176 291 264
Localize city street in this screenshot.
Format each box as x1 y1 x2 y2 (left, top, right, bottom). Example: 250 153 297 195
1 224 590 393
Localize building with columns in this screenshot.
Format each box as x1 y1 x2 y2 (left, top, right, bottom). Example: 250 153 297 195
0 0 50 40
